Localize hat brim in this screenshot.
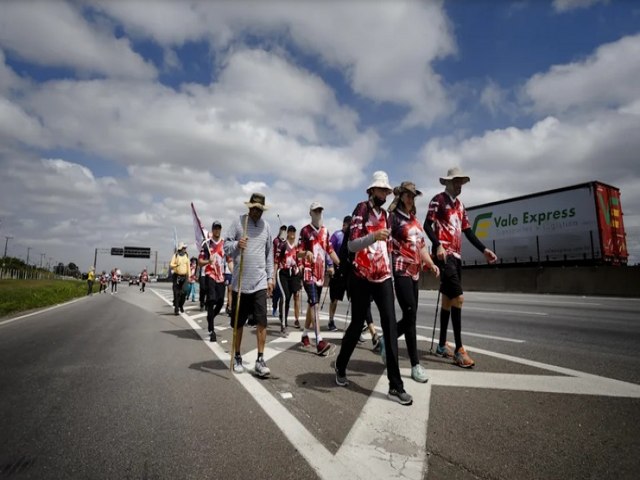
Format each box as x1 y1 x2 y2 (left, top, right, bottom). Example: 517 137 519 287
439 176 470 185
245 202 269 210
367 184 393 193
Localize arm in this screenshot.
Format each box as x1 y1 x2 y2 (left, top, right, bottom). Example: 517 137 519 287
223 220 240 258
463 228 498 263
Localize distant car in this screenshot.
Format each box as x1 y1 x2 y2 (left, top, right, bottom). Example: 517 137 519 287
129 277 140 286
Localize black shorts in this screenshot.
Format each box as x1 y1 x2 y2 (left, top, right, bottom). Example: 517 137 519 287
229 289 268 328
303 283 323 305
438 256 463 299
204 276 226 304
329 275 347 301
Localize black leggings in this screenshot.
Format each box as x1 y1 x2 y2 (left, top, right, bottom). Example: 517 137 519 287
394 275 419 366
336 275 403 392
277 270 300 325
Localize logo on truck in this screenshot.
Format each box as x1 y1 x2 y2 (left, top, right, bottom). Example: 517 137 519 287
472 208 577 236
472 212 493 238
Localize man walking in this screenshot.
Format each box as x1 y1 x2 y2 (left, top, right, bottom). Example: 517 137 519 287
224 193 274 377
272 225 287 317
139 268 149 292
327 215 352 331
424 167 497 368
199 221 226 342
298 202 340 355
87 267 95 295
274 225 302 336
170 242 190 315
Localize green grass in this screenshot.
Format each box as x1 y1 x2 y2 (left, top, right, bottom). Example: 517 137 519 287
0 279 91 317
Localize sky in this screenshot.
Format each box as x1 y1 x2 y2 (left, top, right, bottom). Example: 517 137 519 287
0 0 638 275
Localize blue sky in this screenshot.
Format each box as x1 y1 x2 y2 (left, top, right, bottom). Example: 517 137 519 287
0 0 638 273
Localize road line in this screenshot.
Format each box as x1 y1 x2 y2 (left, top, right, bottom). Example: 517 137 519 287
415 325 525 343
0 297 86 327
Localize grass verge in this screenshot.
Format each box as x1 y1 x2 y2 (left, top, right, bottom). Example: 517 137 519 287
0 279 90 318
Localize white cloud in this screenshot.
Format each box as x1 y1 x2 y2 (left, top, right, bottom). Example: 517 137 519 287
523 34 640 115
552 0 609 13
0 0 156 79
90 0 457 127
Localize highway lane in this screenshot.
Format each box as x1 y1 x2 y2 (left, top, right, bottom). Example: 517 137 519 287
1 284 638 479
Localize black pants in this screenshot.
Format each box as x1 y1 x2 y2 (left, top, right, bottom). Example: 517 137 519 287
172 274 187 308
205 277 225 331
336 275 404 392
87 280 93 295
277 269 301 326
394 275 420 366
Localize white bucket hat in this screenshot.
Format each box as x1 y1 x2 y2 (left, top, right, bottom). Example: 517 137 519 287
439 167 470 185
366 170 393 193
177 242 187 250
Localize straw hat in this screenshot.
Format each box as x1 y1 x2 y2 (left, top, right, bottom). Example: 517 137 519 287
439 167 470 185
245 193 269 210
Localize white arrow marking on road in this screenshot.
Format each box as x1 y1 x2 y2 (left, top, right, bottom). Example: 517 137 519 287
151 288 640 480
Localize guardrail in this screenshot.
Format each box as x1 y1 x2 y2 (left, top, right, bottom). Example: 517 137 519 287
0 269 57 280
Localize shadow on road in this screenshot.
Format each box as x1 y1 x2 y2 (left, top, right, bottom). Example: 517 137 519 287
188 359 229 381
160 328 202 341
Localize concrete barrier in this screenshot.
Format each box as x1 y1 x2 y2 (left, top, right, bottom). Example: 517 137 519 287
419 265 640 297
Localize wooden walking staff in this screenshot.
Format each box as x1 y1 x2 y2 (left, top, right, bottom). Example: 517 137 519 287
230 213 250 372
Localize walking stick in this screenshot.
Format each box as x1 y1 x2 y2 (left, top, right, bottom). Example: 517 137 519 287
320 283 329 310
230 214 250 372
429 288 441 354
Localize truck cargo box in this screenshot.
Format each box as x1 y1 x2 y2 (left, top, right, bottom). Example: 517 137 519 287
462 181 627 266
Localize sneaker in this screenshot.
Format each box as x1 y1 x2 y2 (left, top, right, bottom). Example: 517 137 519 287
454 347 475 368
411 364 429 383
255 358 271 377
358 334 366 344
388 389 413 406
294 320 301 329
233 356 244 374
435 342 454 358
379 336 386 366
209 331 217 342
179 306 184 313
317 340 331 355
335 367 349 387
280 325 288 337
327 321 338 332
225 306 231 315
272 307 277 317
174 306 179 316
301 335 311 347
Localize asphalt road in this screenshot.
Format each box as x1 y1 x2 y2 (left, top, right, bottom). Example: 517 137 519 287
1 283 639 479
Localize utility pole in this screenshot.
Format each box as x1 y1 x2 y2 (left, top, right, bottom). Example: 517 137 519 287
154 251 158 276
26 247 31 265
3 236 12 257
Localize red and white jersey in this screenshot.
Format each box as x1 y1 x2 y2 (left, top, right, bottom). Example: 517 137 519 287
350 201 391 283
140 271 149 283
199 238 225 283
275 240 300 274
298 224 334 286
390 210 426 281
426 192 470 259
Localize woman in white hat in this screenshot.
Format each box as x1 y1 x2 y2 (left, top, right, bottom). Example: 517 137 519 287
335 171 413 406
424 167 497 368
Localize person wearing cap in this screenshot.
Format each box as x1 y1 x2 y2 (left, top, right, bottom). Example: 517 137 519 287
297 201 341 355
424 167 498 368
224 193 275 377
271 224 287 318
388 181 440 383
327 215 352 331
170 242 190 315
139 268 149 292
99 270 108 293
334 170 413 405
187 257 198 302
274 225 302 335
199 221 226 342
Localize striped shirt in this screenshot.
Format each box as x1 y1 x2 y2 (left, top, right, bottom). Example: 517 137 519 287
224 214 274 293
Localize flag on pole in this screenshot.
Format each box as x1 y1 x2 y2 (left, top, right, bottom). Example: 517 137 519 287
173 227 178 253
191 202 209 258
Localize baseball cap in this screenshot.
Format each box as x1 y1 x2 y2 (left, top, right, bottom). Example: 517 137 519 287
211 220 222 229
287 225 296 232
309 201 324 211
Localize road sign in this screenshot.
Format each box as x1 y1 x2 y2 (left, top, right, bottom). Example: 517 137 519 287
124 246 151 259
110 247 124 256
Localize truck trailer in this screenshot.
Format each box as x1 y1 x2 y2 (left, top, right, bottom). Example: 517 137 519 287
461 181 628 266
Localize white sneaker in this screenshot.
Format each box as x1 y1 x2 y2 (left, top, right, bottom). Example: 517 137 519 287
411 364 429 383
254 358 271 378
233 356 244 374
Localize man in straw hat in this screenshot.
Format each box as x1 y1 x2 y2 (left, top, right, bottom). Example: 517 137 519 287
224 193 275 377
334 171 413 405
424 167 497 368
388 181 440 383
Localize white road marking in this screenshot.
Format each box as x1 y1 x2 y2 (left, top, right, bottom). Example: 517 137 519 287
0 297 86 327
417 302 548 316
151 288 640 480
